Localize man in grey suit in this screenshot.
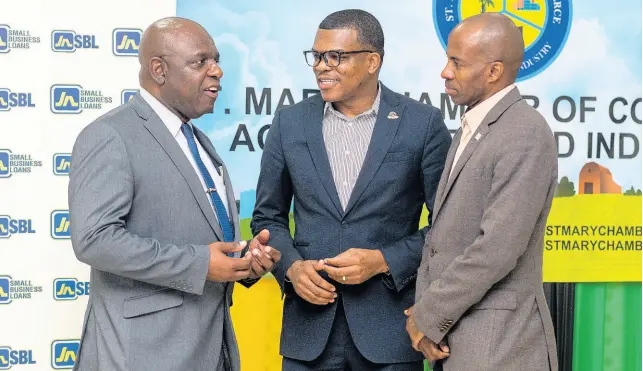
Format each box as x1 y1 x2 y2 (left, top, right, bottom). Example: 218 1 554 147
68 17 280 371
406 13 559 371
252 9 451 371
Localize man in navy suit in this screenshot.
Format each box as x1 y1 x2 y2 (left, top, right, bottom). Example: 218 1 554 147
252 9 451 370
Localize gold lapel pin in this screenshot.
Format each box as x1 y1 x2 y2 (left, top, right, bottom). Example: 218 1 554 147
387 111 398 119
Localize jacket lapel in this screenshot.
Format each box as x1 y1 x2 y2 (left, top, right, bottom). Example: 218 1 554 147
343 85 403 216
131 95 225 242
433 87 523 221
303 97 344 217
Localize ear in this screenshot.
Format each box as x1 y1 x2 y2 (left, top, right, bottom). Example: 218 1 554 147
149 57 167 85
367 52 382 74
488 61 504 83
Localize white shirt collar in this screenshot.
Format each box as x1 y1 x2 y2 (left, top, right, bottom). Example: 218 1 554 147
138 86 187 138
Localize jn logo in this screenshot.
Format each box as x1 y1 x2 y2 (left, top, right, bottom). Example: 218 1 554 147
0 277 10 304
53 278 89 301
51 210 70 239
0 89 34 111
112 28 142 56
0 347 35 369
121 89 138 104
51 340 79 369
53 154 71 175
0 217 7 238
0 90 8 111
0 25 8 53
0 151 8 177
52 30 98 52
50 85 81 114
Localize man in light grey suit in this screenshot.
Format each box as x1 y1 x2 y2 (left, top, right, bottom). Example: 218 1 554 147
68 17 280 371
406 13 559 371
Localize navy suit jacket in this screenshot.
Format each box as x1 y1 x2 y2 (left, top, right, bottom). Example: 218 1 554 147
251 83 451 363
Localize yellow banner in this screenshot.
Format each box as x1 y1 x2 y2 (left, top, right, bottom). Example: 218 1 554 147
543 194 642 282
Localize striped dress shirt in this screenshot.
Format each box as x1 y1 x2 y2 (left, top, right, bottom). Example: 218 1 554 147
322 85 381 210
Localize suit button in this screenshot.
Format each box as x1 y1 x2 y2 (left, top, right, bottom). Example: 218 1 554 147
341 221 348 229
429 248 436 257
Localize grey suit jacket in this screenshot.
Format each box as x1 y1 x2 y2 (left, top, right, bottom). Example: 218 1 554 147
68 95 242 371
414 87 559 371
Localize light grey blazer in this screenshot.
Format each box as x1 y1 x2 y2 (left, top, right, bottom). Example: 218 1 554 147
68 94 241 371
414 87 559 371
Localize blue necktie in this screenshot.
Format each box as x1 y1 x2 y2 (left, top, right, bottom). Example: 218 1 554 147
181 123 235 250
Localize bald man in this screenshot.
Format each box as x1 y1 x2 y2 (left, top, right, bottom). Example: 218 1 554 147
68 17 280 371
406 13 559 371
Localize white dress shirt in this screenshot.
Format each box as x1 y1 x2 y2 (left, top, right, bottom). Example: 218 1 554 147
138 86 229 218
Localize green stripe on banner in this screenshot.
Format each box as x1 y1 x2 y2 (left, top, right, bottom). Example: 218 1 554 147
573 283 642 371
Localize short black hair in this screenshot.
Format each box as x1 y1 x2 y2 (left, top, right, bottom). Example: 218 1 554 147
319 9 385 60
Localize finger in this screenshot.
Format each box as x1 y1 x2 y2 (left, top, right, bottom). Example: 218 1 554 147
323 265 358 283
256 229 270 244
251 248 273 268
249 259 263 278
312 259 325 271
307 268 336 292
218 240 247 253
425 342 449 361
265 246 281 262
229 257 252 271
233 268 252 281
302 275 336 301
439 342 450 353
298 284 332 305
324 254 351 268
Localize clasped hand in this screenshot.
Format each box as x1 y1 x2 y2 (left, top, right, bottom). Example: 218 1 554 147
285 248 387 305
207 229 281 282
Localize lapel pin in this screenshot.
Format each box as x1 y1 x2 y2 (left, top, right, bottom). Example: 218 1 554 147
387 111 398 119
474 133 482 141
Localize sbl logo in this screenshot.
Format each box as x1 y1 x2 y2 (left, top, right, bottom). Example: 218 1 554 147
53 278 90 300
0 216 35 238
0 347 36 369
51 30 98 52
0 89 35 111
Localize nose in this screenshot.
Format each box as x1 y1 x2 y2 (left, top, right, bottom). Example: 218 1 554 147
441 64 454 80
208 61 223 79
314 57 332 74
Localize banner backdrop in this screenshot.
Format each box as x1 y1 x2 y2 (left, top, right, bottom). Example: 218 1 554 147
176 0 642 283
0 0 640 370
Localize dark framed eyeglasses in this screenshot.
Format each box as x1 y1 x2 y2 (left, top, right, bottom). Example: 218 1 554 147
303 49 376 67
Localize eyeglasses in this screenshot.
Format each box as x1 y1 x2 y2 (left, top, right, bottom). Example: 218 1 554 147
303 49 375 67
